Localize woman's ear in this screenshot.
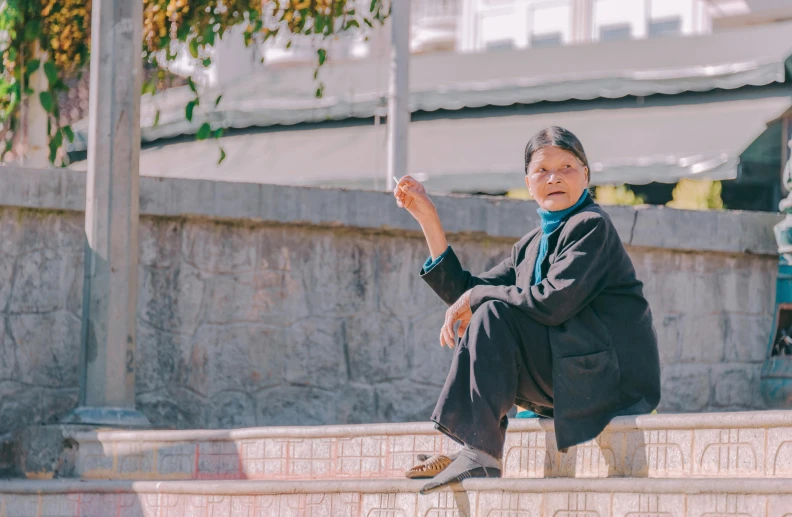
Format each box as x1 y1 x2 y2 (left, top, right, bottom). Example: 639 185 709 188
584 166 590 184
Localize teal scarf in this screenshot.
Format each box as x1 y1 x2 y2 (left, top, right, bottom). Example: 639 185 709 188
533 190 589 285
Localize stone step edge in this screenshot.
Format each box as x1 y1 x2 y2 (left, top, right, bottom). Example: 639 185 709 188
71 410 792 443
1 478 792 495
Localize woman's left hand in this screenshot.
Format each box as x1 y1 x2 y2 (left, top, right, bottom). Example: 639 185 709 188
440 290 473 348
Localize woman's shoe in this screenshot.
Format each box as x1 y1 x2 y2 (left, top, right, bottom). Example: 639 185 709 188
419 448 501 494
405 453 454 479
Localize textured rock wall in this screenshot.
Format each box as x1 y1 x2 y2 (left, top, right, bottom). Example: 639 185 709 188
0 207 776 436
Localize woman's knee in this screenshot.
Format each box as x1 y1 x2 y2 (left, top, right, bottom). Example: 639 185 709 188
473 300 512 318
468 300 515 334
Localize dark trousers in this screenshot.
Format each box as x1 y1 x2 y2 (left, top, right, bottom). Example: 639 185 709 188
431 300 554 459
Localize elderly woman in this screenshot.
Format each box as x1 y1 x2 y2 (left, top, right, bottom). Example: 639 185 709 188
393 127 661 494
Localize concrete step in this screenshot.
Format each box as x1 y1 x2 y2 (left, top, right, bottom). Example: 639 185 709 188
73 410 792 481
1 478 791 517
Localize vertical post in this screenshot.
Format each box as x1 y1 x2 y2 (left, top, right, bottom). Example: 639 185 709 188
572 0 593 44
65 0 149 427
386 0 411 191
25 41 49 167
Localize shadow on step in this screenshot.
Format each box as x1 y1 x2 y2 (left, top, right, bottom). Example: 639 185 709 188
554 428 650 479
503 423 649 478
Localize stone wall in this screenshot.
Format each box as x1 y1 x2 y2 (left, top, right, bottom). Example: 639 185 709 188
0 167 781 436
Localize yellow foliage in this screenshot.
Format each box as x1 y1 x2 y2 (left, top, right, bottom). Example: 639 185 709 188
506 188 533 200
666 179 724 210
594 185 644 206
40 0 91 74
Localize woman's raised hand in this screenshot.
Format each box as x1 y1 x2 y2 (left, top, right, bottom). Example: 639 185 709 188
393 175 437 223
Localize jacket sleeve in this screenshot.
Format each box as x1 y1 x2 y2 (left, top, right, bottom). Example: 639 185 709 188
420 245 516 306
468 215 611 326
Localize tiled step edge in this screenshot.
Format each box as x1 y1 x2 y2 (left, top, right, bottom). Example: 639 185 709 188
1 478 792 517
73 410 792 480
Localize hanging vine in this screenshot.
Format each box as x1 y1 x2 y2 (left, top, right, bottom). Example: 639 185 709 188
0 0 389 165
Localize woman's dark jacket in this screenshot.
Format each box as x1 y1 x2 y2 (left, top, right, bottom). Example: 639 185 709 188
420 196 661 451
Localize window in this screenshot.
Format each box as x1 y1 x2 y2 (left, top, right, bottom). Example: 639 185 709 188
592 0 644 40
530 33 563 48
530 4 572 47
599 24 632 41
479 10 520 51
485 39 516 51
648 17 682 38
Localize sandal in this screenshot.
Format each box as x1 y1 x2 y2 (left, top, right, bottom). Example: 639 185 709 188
405 453 454 479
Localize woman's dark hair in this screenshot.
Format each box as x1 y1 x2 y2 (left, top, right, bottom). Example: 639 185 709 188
524 126 589 179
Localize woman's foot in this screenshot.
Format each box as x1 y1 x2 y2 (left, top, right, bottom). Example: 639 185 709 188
419 447 501 494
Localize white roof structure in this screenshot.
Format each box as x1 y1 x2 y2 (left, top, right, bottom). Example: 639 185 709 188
68 93 789 192
70 22 792 191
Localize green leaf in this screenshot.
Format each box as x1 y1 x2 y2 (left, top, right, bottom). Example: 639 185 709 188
285 40 292 49
196 122 212 140
153 110 160 128
48 130 62 162
43 62 57 84
177 23 190 41
24 19 40 42
217 147 226 164
53 79 68 92
345 20 360 30
213 128 223 138
189 38 199 58
202 58 212 67
188 76 196 93
185 100 198 122
214 95 222 107
62 125 74 142
317 48 326 66
25 59 40 76
313 69 318 80
370 0 378 12
363 18 373 28
315 84 324 98
7 48 17 62
203 25 216 46
141 80 157 95
38 91 54 113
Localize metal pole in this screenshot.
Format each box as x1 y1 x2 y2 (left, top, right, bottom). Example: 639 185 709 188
64 0 149 427
386 0 411 191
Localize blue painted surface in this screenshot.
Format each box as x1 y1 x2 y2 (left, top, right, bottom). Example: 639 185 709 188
760 246 792 408
514 410 540 419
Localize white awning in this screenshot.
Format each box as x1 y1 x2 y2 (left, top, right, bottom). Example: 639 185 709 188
71 94 792 192
67 21 792 151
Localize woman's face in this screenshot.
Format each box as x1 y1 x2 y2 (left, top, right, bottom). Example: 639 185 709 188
525 146 589 211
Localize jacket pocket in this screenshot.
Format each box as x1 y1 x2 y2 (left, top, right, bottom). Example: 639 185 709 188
554 349 621 420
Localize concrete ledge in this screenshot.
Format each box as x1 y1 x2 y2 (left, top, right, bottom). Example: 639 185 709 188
70 411 792 481
0 166 781 255
2 477 792 494
70 410 792 442
3 478 792 517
